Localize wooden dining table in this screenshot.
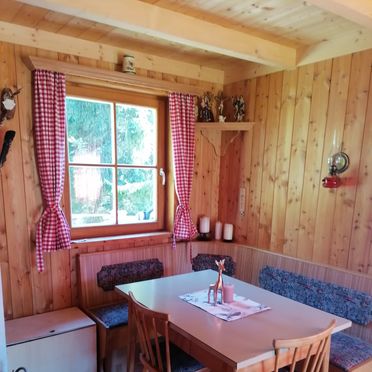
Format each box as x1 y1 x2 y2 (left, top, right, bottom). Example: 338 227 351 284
115 270 351 372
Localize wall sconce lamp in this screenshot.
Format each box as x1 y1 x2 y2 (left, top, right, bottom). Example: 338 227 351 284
322 152 350 188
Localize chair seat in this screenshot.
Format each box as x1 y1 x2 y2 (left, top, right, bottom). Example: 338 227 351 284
156 339 204 372
90 302 129 329
330 332 372 371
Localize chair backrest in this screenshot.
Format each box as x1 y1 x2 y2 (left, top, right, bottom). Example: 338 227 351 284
273 320 335 372
129 291 171 372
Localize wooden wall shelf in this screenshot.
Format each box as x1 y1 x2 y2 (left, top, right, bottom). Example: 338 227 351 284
197 122 256 157
196 122 255 131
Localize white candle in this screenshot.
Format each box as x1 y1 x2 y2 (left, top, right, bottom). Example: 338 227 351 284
215 221 222 240
223 223 233 241
199 216 210 233
223 283 234 303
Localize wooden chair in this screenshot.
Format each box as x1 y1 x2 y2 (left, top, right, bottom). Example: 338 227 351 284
128 291 208 372
273 320 336 372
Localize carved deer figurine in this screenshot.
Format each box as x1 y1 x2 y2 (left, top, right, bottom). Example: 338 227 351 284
208 259 225 305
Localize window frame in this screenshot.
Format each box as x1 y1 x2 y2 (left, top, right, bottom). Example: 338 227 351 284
64 83 167 240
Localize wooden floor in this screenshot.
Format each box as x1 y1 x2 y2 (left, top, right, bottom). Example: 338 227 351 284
109 346 143 372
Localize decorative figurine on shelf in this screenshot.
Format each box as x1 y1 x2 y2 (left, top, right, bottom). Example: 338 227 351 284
215 91 227 122
232 95 245 122
208 259 225 305
198 92 214 122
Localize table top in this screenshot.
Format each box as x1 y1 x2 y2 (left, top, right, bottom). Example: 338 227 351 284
116 270 351 370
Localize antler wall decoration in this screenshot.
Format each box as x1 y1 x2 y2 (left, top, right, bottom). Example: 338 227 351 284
0 87 20 168
0 87 22 125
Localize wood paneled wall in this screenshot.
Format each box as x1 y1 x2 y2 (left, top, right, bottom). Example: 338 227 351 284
220 50 372 275
0 39 371 321
0 41 221 319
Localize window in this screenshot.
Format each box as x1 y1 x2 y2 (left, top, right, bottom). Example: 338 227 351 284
64 85 166 239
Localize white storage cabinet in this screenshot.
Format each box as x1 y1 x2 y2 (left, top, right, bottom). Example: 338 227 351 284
6 307 96 372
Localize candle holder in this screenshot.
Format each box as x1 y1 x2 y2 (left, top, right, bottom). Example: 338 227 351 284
223 239 233 243
197 232 211 241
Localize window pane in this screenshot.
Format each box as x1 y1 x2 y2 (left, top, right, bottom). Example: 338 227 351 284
69 166 115 227
117 168 157 224
66 97 114 164
116 104 156 166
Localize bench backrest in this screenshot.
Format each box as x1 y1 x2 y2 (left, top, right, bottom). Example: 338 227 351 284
97 258 164 291
259 265 372 326
192 253 236 277
77 248 169 309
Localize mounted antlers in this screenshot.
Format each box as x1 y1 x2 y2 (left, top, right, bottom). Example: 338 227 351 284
0 87 22 125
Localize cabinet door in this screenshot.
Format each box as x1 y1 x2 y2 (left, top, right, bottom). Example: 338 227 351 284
7 327 96 372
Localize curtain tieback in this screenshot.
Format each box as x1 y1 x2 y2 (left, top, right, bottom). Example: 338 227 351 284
46 203 60 212
176 204 191 214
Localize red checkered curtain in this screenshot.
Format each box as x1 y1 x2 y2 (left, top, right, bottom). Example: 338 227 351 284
34 69 71 272
169 92 198 247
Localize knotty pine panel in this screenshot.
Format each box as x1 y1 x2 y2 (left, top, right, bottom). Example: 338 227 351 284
257 72 283 249
349 68 372 274
221 49 372 275
330 50 372 269
297 60 332 260
0 42 33 319
284 63 314 258
270 69 297 252
313 54 352 264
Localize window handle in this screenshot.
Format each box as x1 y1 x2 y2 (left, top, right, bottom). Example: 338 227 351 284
159 168 166 186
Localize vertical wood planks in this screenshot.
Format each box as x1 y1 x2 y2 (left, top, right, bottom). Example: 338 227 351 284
0 42 33 318
313 55 352 264
246 76 269 246
330 50 372 268
257 72 283 249
217 50 372 275
348 66 372 273
235 79 256 241
270 69 297 252
298 60 332 260
283 64 314 257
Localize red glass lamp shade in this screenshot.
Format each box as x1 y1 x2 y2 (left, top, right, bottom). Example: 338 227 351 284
322 175 341 188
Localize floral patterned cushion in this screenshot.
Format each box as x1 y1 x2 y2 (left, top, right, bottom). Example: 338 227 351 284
90 303 129 329
259 266 372 326
330 332 372 371
191 254 236 277
97 258 164 291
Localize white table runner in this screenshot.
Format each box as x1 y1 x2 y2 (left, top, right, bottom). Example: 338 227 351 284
179 289 270 321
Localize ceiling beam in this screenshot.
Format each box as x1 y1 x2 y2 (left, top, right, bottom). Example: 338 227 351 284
17 0 297 68
306 0 372 30
0 20 224 84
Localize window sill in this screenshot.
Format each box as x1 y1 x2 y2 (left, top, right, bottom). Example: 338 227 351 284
71 231 172 246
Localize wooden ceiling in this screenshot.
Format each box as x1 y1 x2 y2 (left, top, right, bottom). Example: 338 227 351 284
1 0 372 82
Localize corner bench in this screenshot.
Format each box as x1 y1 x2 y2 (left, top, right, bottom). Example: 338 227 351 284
78 256 164 372
259 265 372 372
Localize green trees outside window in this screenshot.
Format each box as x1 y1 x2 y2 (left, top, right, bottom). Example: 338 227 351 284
66 96 157 228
